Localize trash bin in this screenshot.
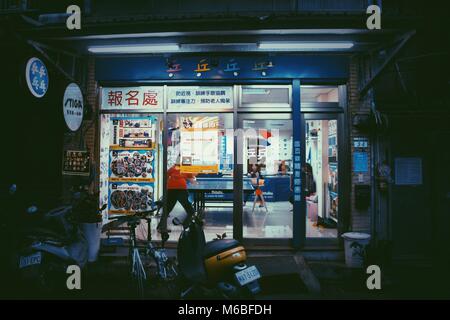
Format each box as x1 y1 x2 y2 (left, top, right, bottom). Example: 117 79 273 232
342 232 371 268
81 222 102 262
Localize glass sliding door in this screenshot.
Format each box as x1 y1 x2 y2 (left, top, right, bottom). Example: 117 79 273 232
237 114 294 239
303 114 341 240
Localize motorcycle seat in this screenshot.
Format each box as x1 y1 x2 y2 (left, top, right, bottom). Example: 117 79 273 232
203 239 241 259
25 227 68 246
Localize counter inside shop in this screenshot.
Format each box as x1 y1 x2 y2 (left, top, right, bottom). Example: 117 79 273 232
189 175 292 202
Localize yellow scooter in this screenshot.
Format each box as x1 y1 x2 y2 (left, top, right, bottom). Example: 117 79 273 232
172 212 261 299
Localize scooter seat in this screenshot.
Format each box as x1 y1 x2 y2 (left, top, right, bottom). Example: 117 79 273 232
25 227 68 245
203 239 240 259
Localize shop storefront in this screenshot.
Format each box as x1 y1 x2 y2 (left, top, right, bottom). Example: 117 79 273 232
95 55 350 248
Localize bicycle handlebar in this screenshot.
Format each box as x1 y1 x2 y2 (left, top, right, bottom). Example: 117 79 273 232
109 204 161 224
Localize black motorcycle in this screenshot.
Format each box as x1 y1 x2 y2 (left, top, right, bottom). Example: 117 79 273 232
10 185 105 297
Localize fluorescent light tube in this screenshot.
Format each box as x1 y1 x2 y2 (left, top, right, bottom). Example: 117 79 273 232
88 44 179 54
258 42 354 50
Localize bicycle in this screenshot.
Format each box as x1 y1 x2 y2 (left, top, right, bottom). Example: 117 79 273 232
110 202 178 299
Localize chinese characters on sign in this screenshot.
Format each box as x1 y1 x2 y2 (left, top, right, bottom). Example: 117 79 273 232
166 59 182 73
293 140 302 202
195 59 211 73
101 87 163 110
353 137 369 149
62 150 90 176
168 87 233 109
252 60 274 71
63 83 84 131
25 57 49 98
224 59 240 72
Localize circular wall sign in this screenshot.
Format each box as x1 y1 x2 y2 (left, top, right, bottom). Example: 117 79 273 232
63 83 84 131
25 57 49 98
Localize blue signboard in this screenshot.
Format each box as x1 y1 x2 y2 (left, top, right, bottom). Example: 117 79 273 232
25 57 49 98
353 152 368 173
96 55 349 81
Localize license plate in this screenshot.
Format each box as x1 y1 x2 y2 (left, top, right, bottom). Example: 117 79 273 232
19 252 42 269
235 265 261 286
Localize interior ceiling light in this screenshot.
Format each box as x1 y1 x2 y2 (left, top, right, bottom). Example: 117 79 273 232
87 43 179 54
258 42 354 50
183 43 257 47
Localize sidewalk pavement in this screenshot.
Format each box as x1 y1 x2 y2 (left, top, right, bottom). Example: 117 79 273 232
5 247 449 299
65 251 450 300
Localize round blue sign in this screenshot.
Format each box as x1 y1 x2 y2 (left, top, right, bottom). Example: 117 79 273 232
25 57 49 98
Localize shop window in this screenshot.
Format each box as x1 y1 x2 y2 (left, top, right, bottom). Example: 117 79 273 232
164 113 234 242
99 114 163 226
240 85 291 109
301 86 339 103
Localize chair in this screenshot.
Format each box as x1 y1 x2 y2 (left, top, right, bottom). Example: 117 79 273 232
251 178 268 213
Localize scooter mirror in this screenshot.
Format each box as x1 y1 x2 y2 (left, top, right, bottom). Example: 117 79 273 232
100 204 107 211
9 184 17 195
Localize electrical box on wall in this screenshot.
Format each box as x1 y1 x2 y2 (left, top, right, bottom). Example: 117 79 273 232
355 184 371 210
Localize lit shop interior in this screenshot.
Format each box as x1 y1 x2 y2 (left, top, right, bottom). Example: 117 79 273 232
99 85 343 244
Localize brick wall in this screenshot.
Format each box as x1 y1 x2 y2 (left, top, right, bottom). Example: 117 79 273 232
61 57 98 199
83 56 98 191
84 57 97 152
348 56 372 233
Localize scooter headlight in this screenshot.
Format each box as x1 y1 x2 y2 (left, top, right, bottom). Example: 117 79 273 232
27 206 38 215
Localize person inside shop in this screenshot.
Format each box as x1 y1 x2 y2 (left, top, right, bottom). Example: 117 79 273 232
277 160 289 175
288 163 316 212
304 163 316 197
158 155 197 233
247 163 266 208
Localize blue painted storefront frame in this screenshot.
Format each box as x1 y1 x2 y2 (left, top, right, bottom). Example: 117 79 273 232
292 79 302 247
95 54 349 248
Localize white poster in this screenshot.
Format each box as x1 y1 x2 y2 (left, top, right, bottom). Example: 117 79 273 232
168 86 233 110
179 116 219 173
